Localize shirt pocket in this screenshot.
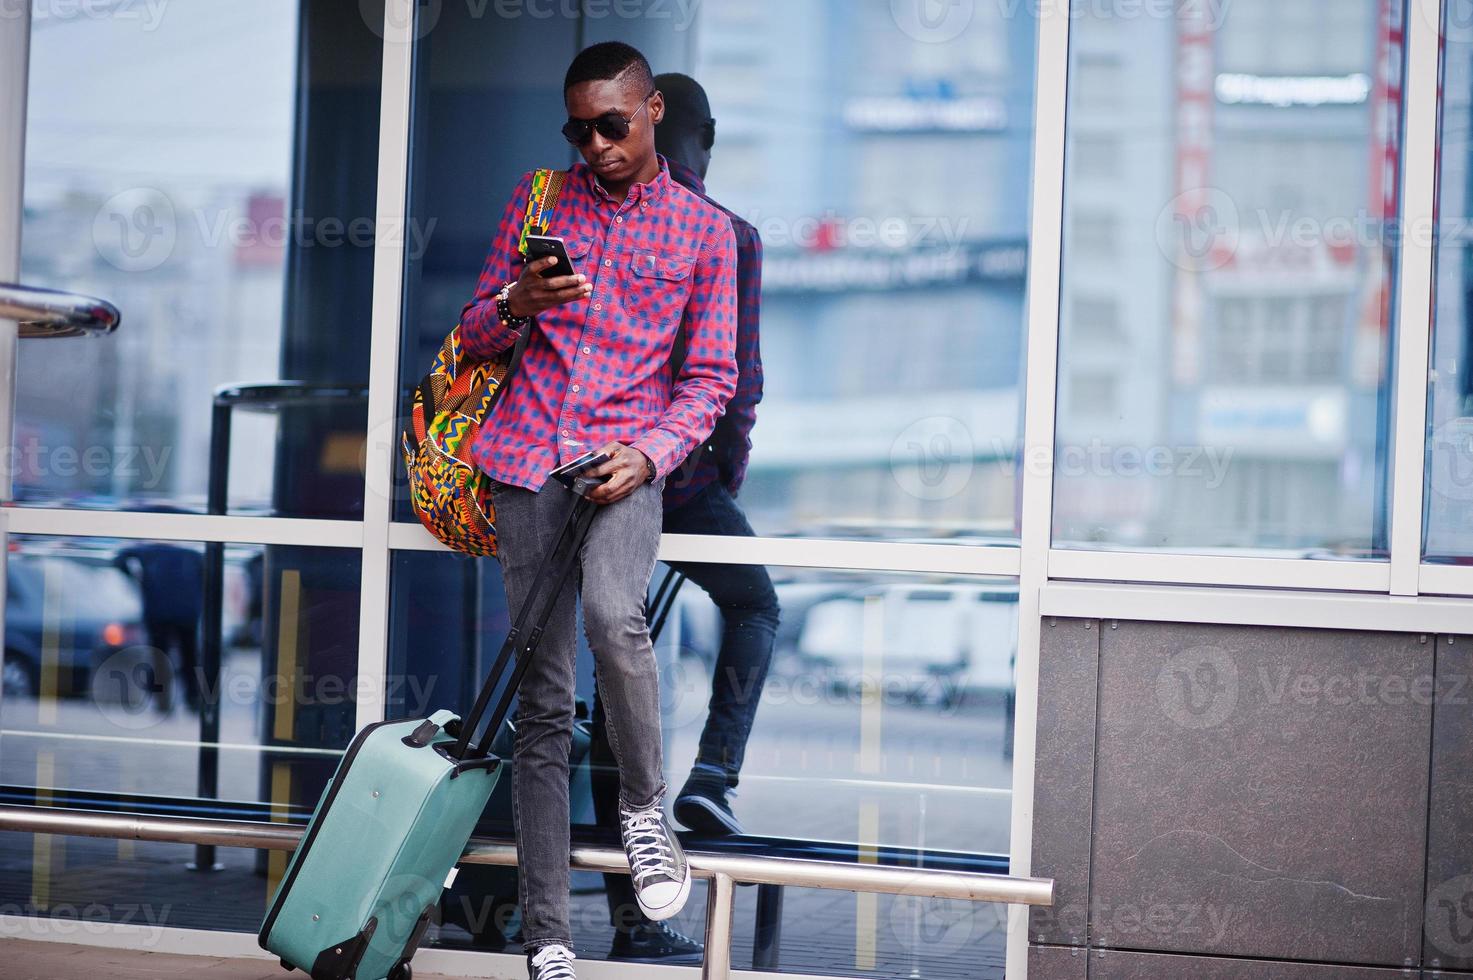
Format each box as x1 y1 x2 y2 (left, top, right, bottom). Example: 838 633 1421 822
565 236 593 262
624 248 697 331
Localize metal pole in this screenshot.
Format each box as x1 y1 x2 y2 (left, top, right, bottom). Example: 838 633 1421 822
0 1 30 507
192 399 231 872
753 882 784 970
702 872 735 980
0 804 1056 908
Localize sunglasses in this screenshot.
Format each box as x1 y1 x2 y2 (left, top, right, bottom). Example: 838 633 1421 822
562 89 656 146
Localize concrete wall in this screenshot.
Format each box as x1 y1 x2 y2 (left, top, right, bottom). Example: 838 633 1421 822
1029 618 1473 977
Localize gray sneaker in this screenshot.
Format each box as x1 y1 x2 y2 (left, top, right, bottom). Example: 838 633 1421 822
618 798 692 921
528 942 577 979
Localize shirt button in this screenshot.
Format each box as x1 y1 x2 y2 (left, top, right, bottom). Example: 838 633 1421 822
572 384 580 392
561 429 570 436
641 202 649 209
593 303 602 311
583 346 592 354
616 216 624 223
604 259 612 267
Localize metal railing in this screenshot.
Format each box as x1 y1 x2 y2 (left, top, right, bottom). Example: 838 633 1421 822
0 282 121 338
0 803 1053 979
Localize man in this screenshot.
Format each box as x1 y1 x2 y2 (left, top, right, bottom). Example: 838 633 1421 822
457 42 738 980
112 541 204 713
589 72 781 966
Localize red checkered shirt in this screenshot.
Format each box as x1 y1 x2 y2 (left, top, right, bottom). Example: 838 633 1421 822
459 155 739 491
662 158 764 511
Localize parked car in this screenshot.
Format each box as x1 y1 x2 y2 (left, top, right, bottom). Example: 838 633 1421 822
795 583 1019 708
3 552 148 699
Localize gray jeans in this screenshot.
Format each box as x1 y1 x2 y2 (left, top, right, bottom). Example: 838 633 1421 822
488 474 668 951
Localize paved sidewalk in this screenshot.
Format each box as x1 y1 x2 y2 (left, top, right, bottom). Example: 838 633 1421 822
5 939 465 980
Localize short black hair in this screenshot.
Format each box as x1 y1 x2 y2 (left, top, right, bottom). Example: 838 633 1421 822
563 42 654 96
654 72 711 127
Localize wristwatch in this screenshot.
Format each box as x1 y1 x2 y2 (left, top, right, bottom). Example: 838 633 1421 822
642 452 656 483
496 281 529 328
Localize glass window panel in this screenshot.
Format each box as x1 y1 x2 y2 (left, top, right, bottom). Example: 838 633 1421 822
1054 0 1398 557
15 3 381 518
0 534 361 931
1427 0 1473 561
388 551 1015 973
397 1 1036 546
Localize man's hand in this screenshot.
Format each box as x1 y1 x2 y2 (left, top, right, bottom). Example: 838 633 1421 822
506 256 593 319
585 442 653 504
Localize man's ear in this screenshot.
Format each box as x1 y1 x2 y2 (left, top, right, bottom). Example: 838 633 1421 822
649 90 666 126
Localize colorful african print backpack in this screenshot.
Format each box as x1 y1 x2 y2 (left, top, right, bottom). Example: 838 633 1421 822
400 169 568 557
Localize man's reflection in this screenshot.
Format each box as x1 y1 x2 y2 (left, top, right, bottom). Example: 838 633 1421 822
112 541 204 713
590 72 781 964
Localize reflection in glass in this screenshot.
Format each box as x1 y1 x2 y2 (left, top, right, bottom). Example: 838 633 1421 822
17 3 380 517
398 2 1036 545
0 534 362 929
1428 0 1473 562
1054 0 1399 556
389 548 1015 974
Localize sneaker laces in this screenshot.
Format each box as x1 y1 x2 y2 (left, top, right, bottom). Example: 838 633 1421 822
531 943 577 979
621 803 676 886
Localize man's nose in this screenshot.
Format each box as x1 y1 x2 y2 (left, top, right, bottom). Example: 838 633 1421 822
587 130 613 155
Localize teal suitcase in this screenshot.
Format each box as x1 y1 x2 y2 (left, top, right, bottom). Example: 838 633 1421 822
260 490 599 980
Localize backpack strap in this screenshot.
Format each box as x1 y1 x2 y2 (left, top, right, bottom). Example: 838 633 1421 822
517 169 569 257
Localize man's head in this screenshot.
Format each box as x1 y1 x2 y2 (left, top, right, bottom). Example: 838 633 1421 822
563 42 663 191
653 73 715 180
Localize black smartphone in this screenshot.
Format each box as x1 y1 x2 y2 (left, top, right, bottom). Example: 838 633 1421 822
550 449 610 488
524 234 577 279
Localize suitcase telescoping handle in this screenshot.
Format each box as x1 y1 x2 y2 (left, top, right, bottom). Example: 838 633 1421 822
450 484 601 761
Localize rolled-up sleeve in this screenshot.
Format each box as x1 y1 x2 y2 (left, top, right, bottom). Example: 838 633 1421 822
458 171 532 360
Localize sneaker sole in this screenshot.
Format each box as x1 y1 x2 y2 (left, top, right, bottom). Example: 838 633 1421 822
637 864 693 922
673 794 744 836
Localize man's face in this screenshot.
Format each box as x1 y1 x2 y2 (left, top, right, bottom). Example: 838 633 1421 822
564 76 664 185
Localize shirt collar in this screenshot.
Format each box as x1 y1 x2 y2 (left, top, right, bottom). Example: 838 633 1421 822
665 157 706 197
586 152 673 206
